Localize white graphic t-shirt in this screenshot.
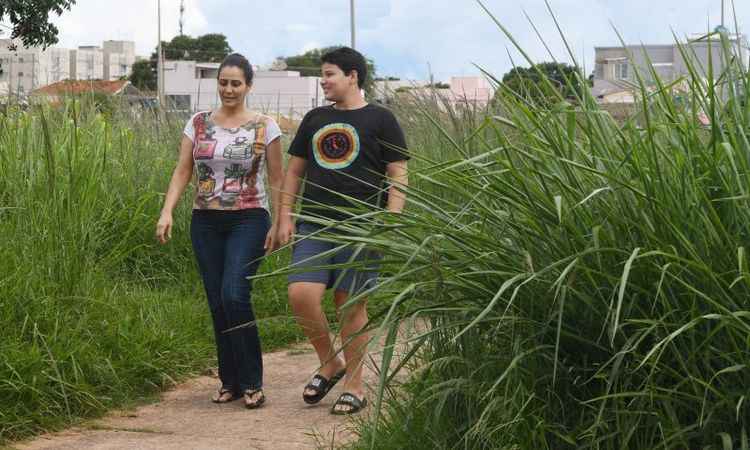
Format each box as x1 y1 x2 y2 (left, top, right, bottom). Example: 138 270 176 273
184 111 281 211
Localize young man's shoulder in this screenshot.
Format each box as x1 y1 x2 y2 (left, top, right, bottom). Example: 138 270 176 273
365 103 400 122
365 102 393 114
305 105 335 118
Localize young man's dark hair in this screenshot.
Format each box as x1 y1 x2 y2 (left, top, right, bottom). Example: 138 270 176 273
321 47 367 89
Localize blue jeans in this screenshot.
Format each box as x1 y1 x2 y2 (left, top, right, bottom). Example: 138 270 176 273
190 208 269 393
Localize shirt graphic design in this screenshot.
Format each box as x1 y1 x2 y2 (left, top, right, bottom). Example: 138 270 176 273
185 111 280 211
312 123 360 170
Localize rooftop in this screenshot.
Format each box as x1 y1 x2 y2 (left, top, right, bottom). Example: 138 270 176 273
32 79 131 96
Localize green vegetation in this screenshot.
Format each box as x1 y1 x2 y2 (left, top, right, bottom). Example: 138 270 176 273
0 102 301 443
339 27 750 450
0 0 74 49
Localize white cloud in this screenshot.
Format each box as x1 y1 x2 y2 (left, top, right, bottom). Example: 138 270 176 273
52 0 209 56
301 41 322 53
47 0 750 80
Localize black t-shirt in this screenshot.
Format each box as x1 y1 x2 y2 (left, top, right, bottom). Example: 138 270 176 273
288 103 409 220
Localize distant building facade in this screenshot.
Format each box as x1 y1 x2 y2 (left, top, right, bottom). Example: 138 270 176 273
373 76 495 108
593 33 749 102
0 39 138 99
163 60 326 120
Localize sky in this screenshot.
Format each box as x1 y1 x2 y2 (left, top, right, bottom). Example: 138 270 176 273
37 0 750 81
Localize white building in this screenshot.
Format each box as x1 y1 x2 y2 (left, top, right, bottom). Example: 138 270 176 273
592 32 749 103
0 39 72 96
373 76 495 108
163 60 326 120
0 39 136 99
372 79 429 104
70 46 104 80
448 76 495 106
103 40 136 80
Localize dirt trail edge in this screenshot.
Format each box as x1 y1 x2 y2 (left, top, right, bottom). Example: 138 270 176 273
13 343 387 450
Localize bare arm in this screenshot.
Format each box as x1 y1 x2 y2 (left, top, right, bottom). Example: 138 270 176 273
156 136 194 244
277 155 308 246
263 136 283 252
385 160 408 213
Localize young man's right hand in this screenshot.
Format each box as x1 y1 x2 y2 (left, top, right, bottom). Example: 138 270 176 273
276 217 296 247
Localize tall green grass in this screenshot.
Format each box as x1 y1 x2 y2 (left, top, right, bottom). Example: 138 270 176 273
0 100 299 443
333 18 750 450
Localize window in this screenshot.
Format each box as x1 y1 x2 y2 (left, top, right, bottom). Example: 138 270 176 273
18 72 24 77
595 63 604 79
615 63 628 80
18 57 24 63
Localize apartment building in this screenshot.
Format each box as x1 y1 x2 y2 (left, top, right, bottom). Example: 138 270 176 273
103 40 136 80
0 39 137 98
70 46 104 81
0 39 72 95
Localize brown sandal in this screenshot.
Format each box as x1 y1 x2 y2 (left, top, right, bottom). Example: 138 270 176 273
244 388 266 409
212 388 239 403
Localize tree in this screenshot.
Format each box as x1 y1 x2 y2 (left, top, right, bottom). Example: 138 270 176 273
159 33 232 62
129 33 232 92
282 46 377 93
498 62 585 104
129 60 156 91
0 0 75 49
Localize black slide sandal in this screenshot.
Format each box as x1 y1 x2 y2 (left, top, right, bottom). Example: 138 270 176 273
303 369 346 404
330 392 368 415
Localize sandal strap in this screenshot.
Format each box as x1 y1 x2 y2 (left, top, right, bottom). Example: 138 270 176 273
334 392 365 409
305 374 328 392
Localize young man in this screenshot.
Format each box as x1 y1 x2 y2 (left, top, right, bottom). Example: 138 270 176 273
277 47 408 415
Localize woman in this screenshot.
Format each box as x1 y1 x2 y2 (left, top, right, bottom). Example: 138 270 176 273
155 53 283 409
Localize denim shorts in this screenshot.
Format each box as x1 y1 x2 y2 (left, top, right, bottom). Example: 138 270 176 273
288 222 380 295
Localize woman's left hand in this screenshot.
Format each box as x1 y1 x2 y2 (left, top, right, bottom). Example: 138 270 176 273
264 226 278 254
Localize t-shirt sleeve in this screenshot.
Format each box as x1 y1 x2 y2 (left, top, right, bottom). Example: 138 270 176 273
287 111 313 159
264 117 282 145
379 109 409 163
183 112 200 142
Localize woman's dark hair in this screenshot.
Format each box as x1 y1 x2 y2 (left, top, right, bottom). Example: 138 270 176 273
321 47 367 89
218 53 254 84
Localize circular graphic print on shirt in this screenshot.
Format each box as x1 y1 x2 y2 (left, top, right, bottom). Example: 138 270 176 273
312 123 360 170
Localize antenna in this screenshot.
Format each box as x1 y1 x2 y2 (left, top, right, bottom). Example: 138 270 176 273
179 0 185 36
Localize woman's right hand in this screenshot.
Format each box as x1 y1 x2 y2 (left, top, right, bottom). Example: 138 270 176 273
276 217 295 247
156 212 173 244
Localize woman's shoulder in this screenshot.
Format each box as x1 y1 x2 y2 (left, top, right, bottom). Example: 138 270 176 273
253 113 281 129
187 110 212 124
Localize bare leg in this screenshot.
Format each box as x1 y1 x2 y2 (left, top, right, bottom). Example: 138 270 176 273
288 282 345 396
332 289 369 412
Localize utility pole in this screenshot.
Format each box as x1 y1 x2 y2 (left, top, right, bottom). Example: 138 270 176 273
350 0 356 49
157 0 165 107
179 0 185 36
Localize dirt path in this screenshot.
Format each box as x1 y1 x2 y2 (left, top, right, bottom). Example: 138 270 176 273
11 343 386 450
